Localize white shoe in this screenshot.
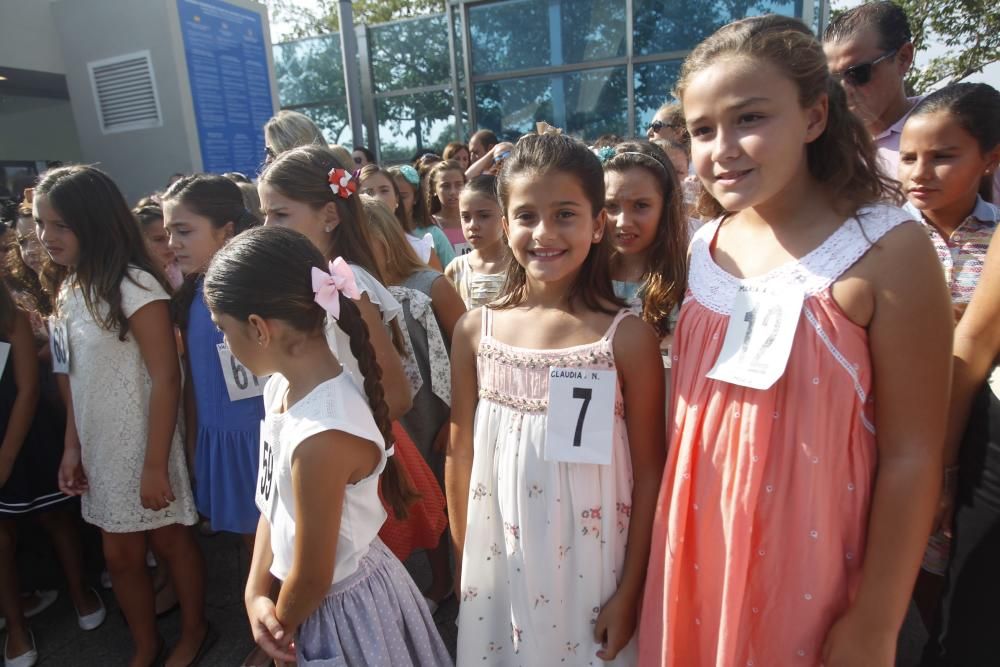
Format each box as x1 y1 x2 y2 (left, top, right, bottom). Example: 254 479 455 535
76 588 106 631
23 591 57 619
4 631 37 667
0 590 60 631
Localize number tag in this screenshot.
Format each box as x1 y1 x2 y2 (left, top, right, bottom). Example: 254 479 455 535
544 367 617 465
706 285 803 390
0 342 10 377
453 241 471 256
216 343 267 401
49 317 71 374
254 421 278 521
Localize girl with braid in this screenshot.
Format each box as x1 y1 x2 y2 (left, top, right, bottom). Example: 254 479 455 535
205 225 451 665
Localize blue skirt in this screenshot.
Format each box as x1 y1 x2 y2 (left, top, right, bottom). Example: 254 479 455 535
295 538 452 666
194 426 260 534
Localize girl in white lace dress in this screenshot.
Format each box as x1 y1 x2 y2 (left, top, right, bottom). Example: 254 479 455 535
448 134 666 666
36 166 207 667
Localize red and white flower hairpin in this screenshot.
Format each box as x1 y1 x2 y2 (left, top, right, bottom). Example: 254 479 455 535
327 167 357 199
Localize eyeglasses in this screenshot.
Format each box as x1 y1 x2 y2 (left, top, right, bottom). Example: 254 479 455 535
831 48 898 87
647 119 683 134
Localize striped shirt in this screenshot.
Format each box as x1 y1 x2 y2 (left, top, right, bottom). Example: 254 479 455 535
905 196 999 305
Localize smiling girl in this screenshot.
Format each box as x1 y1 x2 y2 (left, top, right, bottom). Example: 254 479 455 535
448 133 665 664
637 16 952 667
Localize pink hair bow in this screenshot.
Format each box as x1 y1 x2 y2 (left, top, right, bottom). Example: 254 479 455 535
311 257 361 320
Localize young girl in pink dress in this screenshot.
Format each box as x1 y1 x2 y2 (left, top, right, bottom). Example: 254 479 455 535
637 15 953 667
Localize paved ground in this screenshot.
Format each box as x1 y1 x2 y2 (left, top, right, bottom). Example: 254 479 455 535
22 525 457 666
18 517 928 666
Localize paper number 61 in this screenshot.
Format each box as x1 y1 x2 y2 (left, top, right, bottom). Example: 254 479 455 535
230 355 260 391
572 387 592 447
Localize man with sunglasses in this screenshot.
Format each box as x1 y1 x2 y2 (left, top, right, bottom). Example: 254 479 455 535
823 1 919 180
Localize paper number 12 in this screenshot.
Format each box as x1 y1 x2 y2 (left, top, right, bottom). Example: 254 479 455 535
572 387 592 447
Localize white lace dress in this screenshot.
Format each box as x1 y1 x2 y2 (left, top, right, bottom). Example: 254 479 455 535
62 268 197 532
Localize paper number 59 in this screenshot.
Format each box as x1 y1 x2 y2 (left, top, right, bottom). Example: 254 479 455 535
572 387 593 447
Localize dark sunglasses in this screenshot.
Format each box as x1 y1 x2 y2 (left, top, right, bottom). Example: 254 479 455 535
647 119 683 134
831 48 898 87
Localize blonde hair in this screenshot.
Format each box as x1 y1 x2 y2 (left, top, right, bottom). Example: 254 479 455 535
360 195 426 286
328 144 354 170
263 110 326 156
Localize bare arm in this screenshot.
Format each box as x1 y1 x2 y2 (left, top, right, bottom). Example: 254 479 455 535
0 311 41 485
276 431 374 631
181 331 198 478
430 275 468 343
131 300 183 511
824 223 952 665
355 293 412 420
445 308 482 585
945 234 1000 467
594 316 666 660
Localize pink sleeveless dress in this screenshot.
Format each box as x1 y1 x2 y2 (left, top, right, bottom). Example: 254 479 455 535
457 308 637 666
637 204 913 666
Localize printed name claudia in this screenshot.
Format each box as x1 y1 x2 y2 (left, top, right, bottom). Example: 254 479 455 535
550 369 602 380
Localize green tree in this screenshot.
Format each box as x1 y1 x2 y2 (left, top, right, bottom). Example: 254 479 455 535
898 0 1000 92
266 0 445 38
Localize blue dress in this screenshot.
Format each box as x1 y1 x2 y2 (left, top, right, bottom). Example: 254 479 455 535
188 280 264 534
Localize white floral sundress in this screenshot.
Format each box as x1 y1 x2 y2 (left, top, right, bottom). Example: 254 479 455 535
457 308 637 666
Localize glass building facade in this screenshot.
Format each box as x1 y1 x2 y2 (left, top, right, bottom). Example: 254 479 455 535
273 0 823 163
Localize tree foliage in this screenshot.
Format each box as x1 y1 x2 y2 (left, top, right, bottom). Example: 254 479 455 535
266 0 445 39
899 0 1000 92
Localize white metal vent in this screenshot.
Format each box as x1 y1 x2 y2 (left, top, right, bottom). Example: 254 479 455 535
87 51 163 134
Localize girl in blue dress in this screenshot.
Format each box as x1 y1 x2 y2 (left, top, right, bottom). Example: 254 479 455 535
162 175 262 540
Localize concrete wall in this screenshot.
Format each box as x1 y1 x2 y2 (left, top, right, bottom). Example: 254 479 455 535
51 0 200 201
50 0 276 203
0 0 65 74
0 95 82 162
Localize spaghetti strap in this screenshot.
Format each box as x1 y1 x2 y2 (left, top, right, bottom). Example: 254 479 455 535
602 309 635 342
481 306 493 338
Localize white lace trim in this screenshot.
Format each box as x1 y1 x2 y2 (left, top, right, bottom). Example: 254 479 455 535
803 306 876 435
689 204 915 315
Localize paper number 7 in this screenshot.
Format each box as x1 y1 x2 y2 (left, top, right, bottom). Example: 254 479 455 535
572 387 592 447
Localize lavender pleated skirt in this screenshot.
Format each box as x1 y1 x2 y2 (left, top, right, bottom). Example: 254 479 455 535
295 538 453 666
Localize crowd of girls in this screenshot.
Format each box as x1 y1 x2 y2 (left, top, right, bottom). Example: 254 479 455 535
1 9 999 667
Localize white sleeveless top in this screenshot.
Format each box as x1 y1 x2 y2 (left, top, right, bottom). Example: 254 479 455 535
262 372 387 585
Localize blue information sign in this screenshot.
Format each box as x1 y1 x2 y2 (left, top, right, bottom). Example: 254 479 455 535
177 0 274 175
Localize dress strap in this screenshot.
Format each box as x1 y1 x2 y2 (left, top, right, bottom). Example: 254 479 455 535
602 309 635 342
481 306 494 338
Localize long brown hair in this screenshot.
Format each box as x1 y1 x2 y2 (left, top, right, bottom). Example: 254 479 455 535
677 14 900 219
604 141 687 336
203 225 417 517
360 195 426 286
161 174 261 328
35 166 171 341
494 133 623 314
423 159 466 218
260 145 386 283
0 280 17 337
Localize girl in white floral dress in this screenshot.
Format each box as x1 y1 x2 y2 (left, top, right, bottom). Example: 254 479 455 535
448 134 666 666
